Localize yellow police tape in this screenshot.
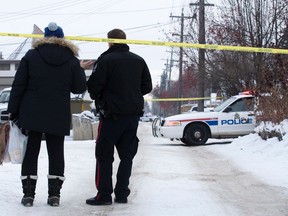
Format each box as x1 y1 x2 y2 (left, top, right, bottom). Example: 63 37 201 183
145 97 215 102
1 32 288 54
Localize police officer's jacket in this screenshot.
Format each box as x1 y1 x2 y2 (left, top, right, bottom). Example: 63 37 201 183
87 44 152 117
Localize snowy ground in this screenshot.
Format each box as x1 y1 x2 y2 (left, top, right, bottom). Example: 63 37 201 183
0 122 288 216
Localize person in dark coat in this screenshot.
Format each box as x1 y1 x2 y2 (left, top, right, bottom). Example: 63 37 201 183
86 29 152 205
7 22 93 207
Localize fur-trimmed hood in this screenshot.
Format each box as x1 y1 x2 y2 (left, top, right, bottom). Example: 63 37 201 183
32 37 79 66
33 37 79 56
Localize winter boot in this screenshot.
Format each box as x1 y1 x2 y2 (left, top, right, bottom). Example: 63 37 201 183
20 175 38 207
47 175 65 207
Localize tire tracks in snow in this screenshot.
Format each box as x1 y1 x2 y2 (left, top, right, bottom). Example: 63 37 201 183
180 145 288 216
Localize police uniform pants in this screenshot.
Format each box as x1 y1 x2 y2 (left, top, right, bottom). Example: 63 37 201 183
95 115 139 199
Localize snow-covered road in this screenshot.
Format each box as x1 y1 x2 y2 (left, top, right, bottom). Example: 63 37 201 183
0 122 287 216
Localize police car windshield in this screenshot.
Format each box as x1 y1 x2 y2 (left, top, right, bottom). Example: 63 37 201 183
213 96 237 112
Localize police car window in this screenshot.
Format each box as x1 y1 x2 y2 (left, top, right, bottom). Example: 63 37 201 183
214 96 237 112
243 98 253 111
230 98 253 112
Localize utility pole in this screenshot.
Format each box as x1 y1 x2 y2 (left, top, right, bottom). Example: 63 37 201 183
190 0 214 111
165 59 169 90
178 8 184 114
170 8 194 114
168 49 174 89
163 49 176 90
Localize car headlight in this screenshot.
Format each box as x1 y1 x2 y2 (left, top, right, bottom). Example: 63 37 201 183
163 120 181 126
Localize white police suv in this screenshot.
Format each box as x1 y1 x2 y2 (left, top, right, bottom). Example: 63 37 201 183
152 93 255 145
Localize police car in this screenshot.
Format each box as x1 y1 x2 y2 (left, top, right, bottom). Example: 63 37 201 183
0 87 11 125
152 93 255 145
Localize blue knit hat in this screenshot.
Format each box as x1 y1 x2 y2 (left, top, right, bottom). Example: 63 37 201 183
44 22 64 38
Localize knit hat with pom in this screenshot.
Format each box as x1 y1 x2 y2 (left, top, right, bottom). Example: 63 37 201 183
44 22 64 38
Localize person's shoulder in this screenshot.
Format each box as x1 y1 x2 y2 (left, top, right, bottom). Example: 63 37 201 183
128 51 145 59
98 53 111 63
27 48 37 54
23 49 38 59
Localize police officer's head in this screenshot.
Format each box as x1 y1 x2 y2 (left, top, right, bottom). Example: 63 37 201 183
107 29 126 47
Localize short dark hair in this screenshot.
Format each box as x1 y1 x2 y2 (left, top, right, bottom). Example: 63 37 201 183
107 29 126 39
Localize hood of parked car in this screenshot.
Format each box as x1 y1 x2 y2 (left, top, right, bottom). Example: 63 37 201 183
164 111 219 121
0 103 8 110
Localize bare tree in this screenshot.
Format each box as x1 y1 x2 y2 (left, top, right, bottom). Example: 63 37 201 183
157 0 288 122
206 0 287 95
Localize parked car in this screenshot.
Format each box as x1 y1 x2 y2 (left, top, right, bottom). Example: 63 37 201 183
0 87 11 125
188 105 214 112
140 115 150 122
140 114 157 122
152 93 255 145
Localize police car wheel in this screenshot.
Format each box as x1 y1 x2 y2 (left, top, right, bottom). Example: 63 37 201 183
184 123 209 145
180 138 188 145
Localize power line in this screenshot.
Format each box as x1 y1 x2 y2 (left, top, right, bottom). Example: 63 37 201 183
0 5 185 16
0 0 94 23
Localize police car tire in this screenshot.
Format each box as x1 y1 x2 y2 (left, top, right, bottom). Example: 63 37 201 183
180 138 188 145
184 123 209 146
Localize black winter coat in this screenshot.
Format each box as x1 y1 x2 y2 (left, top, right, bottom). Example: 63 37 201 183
87 44 152 117
8 37 87 136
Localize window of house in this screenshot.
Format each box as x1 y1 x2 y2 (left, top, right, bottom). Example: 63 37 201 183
0 64 10 70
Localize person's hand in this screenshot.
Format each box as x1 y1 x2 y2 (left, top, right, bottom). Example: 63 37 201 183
9 113 18 121
80 60 94 70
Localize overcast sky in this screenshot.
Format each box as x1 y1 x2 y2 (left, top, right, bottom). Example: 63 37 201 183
0 0 222 85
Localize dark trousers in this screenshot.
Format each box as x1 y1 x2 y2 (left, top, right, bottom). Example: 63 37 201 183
21 131 65 176
95 115 139 199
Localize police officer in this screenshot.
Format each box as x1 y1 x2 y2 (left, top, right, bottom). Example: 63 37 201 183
86 29 152 205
